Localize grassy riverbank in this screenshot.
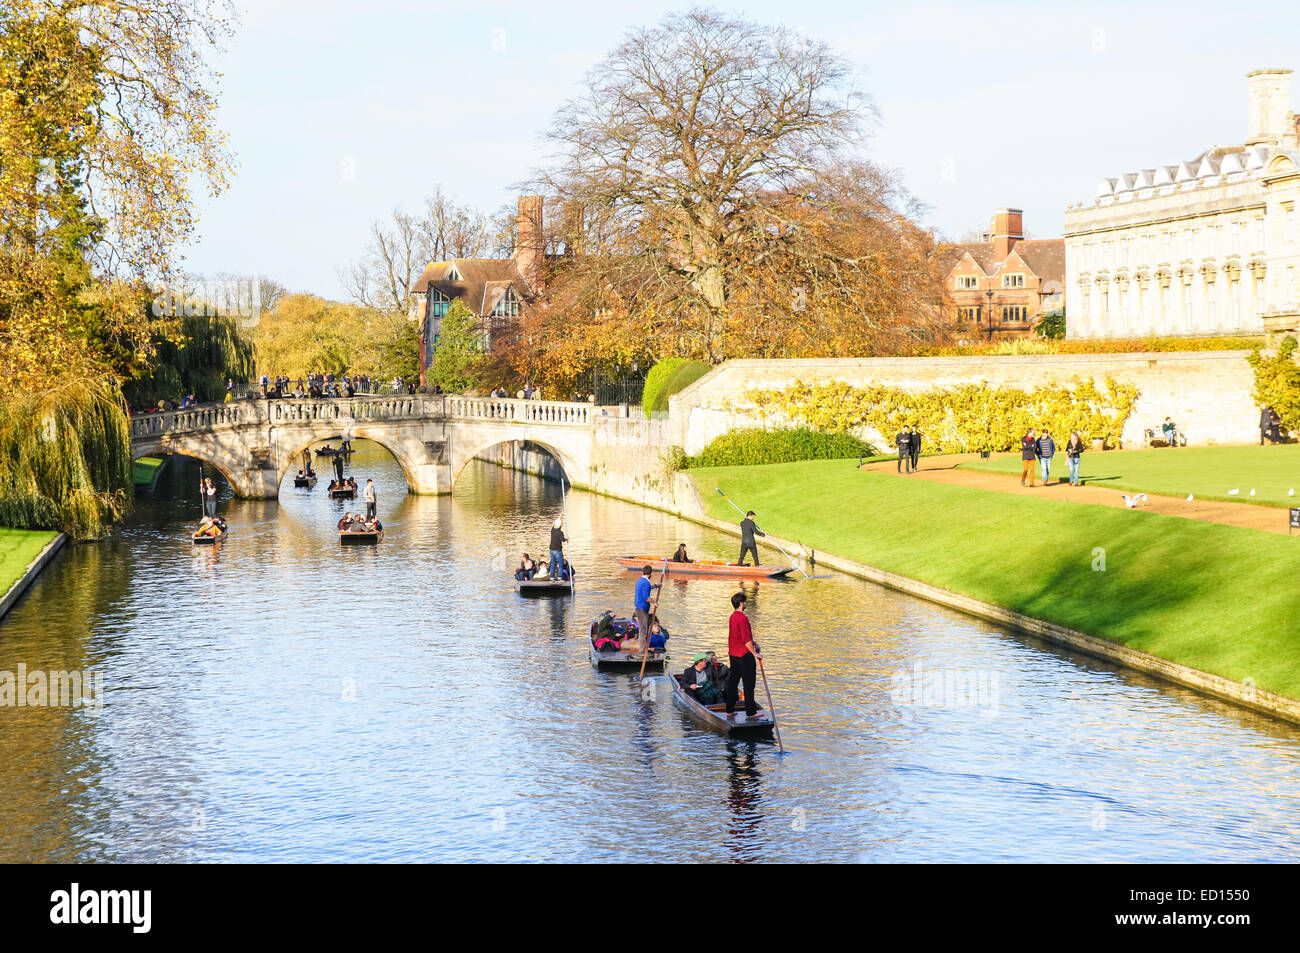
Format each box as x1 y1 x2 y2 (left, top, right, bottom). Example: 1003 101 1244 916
963 445 1300 508
0 528 60 603
690 460 1300 698
133 455 166 488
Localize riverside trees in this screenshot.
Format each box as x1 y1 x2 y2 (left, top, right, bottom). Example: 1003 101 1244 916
502 7 946 391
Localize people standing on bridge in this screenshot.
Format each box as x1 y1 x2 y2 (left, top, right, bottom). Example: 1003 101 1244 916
908 425 921 473
725 591 761 720
895 427 910 473
549 518 567 581
738 511 764 566
633 565 659 648
364 479 377 519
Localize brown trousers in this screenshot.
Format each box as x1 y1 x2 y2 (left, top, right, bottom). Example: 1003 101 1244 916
1021 459 1035 486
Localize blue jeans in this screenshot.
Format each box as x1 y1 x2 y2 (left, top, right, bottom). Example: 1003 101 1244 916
1068 456 1081 485
550 550 565 579
1040 457 1052 483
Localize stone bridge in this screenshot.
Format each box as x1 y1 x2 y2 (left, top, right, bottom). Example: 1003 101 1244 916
129 395 598 497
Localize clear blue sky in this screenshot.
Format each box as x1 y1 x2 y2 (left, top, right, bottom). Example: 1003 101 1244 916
183 0 1300 298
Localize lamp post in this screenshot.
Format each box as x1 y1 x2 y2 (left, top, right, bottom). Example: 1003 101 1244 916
985 288 995 343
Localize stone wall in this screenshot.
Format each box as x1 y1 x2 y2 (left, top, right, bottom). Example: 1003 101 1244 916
476 413 706 518
669 352 1262 453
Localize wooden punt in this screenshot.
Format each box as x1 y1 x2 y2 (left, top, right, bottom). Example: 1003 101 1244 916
669 672 775 737
613 556 795 579
329 485 357 499
192 524 227 544
515 576 575 596
315 447 354 457
340 528 382 545
589 617 667 670
293 475 317 488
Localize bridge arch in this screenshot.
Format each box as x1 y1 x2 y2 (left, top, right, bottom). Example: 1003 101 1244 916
449 434 584 494
131 443 241 492
276 429 427 495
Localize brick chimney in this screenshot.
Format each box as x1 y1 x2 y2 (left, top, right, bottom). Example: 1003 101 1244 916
515 195 545 292
992 207 1023 260
1246 68 1293 147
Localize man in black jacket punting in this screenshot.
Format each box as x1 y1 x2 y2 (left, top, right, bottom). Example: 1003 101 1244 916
738 511 764 566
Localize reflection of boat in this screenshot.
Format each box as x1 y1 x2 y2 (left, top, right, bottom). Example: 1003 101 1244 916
515 576 574 596
588 617 666 670
670 672 774 737
192 520 228 544
613 556 795 579
340 528 382 545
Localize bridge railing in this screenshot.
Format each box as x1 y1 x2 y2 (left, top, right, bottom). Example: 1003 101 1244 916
443 396 591 426
267 395 429 422
129 404 247 441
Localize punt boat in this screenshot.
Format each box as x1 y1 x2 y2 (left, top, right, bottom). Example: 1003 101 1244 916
515 576 575 596
589 616 667 670
339 528 382 545
669 672 775 738
613 556 795 579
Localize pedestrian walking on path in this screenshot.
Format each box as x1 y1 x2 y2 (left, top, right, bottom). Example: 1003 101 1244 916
1020 428 1038 487
895 427 910 473
908 426 922 473
1065 431 1085 486
1037 428 1057 485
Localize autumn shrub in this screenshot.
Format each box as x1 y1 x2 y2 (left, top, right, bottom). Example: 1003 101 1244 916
642 359 711 416
1247 336 1300 433
742 378 1140 453
680 428 876 469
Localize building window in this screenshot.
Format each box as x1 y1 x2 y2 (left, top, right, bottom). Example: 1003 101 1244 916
1161 289 1170 327
1184 230 1195 258
1232 280 1241 324
1162 233 1171 259
1001 274 1025 289
999 305 1028 322
1256 218 1266 252
1232 224 1241 254
1207 226 1217 258
1288 206 1297 244
429 291 450 318
1120 238 1129 266
490 287 520 317
1288 266 1296 301
1184 296 1193 329
1207 284 1216 324
955 276 978 289
955 306 981 323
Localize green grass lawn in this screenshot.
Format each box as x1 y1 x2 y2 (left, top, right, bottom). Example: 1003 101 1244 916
963 444 1300 508
0 527 60 601
690 460 1300 699
133 455 165 487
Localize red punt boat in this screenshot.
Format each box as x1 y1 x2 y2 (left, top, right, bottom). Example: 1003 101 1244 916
612 556 795 579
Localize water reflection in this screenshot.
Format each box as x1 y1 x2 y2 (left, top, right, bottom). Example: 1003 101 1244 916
1 440 1299 862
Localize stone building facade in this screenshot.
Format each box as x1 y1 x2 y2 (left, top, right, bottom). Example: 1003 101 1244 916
1065 68 1300 339
941 209 1065 341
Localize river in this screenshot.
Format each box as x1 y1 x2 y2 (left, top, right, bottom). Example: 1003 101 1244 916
2 440 1299 862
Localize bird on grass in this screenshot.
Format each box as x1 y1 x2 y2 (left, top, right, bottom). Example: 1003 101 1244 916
1121 493 1149 509
1249 488 1256 497
1227 488 1240 495
1186 494 1194 502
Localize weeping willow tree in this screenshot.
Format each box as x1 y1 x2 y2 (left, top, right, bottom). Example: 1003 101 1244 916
0 381 132 539
123 309 255 407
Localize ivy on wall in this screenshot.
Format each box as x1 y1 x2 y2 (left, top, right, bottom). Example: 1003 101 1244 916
1247 336 1300 433
741 377 1140 453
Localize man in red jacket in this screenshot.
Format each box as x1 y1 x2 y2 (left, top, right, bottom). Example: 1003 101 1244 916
725 591 762 719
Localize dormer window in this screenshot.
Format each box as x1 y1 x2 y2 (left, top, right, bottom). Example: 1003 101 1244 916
490 287 521 317
1001 274 1025 289
446 264 461 281
955 276 978 289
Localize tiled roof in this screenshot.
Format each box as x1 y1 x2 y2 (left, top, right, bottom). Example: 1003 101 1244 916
410 258 532 317
940 238 1065 283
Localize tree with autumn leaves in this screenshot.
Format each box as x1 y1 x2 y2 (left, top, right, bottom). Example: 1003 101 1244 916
494 8 947 392
0 0 237 536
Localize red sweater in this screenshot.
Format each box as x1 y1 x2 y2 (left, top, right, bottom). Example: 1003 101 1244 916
728 610 754 657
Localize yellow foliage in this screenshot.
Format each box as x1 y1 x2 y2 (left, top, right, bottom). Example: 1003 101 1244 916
744 377 1140 452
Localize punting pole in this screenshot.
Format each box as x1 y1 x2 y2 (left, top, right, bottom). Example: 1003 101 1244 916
714 487 809 578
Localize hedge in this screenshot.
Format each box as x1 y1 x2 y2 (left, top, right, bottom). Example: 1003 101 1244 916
679 428 877 469
642 359 711 417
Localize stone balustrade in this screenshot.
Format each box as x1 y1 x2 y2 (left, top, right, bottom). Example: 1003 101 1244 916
443 396 590 426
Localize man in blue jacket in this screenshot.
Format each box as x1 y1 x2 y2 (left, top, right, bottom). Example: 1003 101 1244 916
633 565 659 648
1037 428 1057 485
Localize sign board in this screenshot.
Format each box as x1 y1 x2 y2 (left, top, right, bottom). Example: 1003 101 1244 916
1291 508 1300 534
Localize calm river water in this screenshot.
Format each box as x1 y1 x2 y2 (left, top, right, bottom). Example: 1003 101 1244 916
2 440 1299 862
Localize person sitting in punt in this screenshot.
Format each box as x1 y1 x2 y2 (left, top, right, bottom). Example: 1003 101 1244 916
338 513 353 530
515 553 537 581
195 517 223 538
671 543 692 563
682 653 724 705
592 612 626 652
647 619 668 649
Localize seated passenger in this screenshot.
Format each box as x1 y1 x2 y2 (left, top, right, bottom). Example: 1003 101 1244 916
647 620 668 649
592 613 624 652
671 543 692 563
338 513 353 530
705 651 729 688
516 553 536 581
682 654 723 705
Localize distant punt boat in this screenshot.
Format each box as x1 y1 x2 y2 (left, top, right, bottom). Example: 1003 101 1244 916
589 616 667 670
515 576 574 596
